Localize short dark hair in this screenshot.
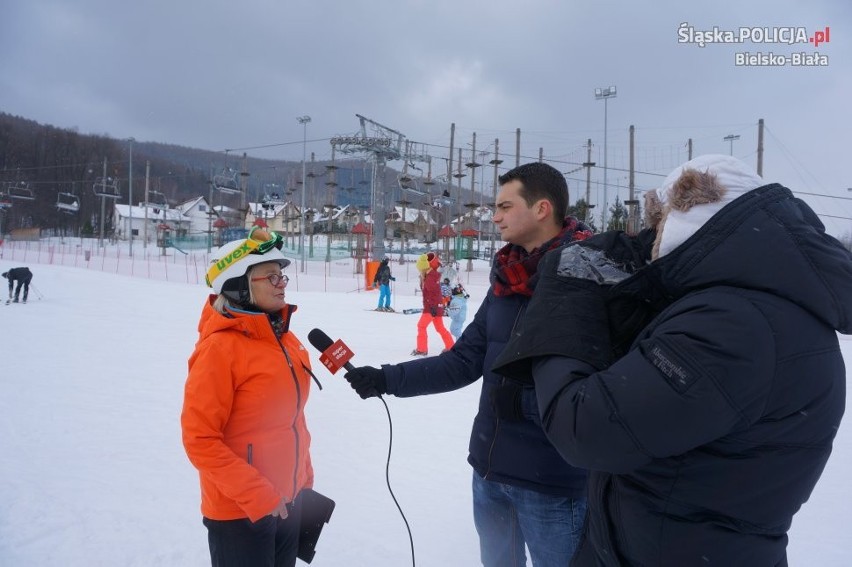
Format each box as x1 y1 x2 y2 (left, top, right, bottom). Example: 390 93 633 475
498 162 567 224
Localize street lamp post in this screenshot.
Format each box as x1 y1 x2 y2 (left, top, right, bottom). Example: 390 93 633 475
595 85 617 229
723 134 741 156
297 115 311 273
128 137 134 256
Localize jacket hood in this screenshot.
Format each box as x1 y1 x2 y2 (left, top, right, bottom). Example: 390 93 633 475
196 295 297 342
617 183 852 333
654 154 764 258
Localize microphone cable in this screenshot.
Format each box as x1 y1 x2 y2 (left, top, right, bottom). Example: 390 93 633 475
377 394 416 567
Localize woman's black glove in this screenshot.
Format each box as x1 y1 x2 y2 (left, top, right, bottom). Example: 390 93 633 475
344 366 387 399
429 305 438 317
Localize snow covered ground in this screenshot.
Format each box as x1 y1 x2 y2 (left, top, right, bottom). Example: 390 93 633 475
1 252 850 566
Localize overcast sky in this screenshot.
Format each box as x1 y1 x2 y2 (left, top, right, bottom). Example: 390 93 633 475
2 0 850 234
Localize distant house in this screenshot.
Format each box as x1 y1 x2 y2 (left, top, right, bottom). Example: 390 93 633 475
112 203 189 242
386 206 432 241
313 204 356 234
214 205 243 229
174 196 214 238
245 201 303 234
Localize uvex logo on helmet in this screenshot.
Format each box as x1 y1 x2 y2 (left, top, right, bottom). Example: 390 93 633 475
205 240 262 287
213 241 256 272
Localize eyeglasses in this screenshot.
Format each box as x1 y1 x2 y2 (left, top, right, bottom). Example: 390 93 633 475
205 227 284 287
250 273 289 287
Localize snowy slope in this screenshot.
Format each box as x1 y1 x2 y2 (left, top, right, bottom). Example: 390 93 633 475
0 261 849 566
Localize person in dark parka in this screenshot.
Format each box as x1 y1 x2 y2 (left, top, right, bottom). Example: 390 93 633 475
3 266 33 303
495 155 851 566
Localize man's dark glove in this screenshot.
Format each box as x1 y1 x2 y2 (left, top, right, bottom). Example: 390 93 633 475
429 305 438 317
343 366 387 399
490 380 524 421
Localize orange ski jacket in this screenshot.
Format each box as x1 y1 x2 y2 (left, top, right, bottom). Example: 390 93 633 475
181 297 314 522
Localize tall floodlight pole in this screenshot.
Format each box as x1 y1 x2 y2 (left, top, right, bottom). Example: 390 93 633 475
297 115 311 273
595 85 617 229
724 134 740 156
128 137 135 257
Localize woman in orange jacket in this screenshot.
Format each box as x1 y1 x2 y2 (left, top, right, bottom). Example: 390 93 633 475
182 229 314 567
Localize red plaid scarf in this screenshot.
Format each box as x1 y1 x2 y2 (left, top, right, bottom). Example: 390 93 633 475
491 217 592 297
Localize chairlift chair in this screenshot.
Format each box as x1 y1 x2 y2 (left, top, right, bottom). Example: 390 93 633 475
262 192 286 206
56 190 80 214
93 176 121 199
435 188 455 206
7 181 35 201
398 175 428 197
143 190 168 208
212 167 241 194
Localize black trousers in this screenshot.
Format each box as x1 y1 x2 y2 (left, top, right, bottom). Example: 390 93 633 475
203 494 303 567
9 274 31 301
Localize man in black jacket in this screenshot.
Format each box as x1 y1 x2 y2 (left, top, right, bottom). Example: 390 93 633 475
345 162 593 567
499 155 851 566
3 266 33 303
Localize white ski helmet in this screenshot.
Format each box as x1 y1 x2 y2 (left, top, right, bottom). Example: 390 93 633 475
206 230 291 295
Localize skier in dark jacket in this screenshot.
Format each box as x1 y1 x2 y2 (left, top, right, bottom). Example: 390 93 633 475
3 266 33 303
495 155 851 566
372 257 395 311
343 162 595 566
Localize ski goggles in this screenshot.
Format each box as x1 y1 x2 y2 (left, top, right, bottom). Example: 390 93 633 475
204 227 284 287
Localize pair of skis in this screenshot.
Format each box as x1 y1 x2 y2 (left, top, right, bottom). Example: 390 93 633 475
364 308 423 315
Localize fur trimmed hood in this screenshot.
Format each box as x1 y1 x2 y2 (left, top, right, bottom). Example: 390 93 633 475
614 176 852 333
653 155 763 259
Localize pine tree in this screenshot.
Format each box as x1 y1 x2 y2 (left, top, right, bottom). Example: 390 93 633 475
607 196 627 231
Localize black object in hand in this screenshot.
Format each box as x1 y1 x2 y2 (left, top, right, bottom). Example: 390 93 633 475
297 489 335 564
344 366 387 399
490 380 524 421
429 305 438 316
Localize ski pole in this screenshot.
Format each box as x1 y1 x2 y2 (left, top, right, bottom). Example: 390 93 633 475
30 284 44 300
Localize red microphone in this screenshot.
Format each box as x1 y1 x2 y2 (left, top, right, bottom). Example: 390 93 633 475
308 328 356 374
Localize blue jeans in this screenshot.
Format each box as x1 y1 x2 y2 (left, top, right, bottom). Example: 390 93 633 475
472 472 587 567
377 284 391 308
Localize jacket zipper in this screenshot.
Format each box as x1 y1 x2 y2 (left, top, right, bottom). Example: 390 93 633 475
484 301 528 478
275 334 302 501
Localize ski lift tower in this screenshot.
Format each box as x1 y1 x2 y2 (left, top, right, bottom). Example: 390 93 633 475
330 114 429 261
